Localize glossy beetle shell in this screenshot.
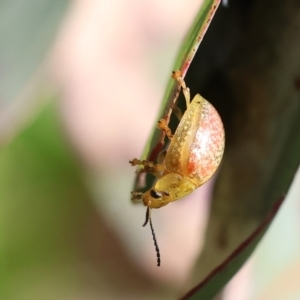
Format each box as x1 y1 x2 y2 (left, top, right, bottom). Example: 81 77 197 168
164 94 224 187
131 93 225 209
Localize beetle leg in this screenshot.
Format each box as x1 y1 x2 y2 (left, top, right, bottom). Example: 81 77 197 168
173 105 183 121
129 158 165 178
157 119 173 139
157 150 167 164
131 191 143 203
172 70 191 109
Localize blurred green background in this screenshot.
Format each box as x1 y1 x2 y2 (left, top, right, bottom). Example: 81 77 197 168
1 1 300 300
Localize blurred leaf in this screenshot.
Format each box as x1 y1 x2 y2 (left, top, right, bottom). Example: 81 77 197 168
0 101 92 299
182 87 300 299
132 0 300 298
181 1 300 298
180 197 284 300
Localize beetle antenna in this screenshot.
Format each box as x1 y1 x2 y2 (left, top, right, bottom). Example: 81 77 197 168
149 216 161 266
142 207 161 266
142 207 150 227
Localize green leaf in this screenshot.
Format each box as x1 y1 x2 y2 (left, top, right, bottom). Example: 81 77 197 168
131 0 300 298
179 1 300 298
184 106 300 299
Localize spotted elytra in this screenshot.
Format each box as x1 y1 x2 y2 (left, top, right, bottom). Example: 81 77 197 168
130 70 225 266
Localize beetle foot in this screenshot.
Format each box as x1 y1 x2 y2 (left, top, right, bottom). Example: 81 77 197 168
129 158 165 177
157 119 173 140
131 191 143 202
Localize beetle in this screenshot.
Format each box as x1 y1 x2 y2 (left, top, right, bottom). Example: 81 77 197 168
130 70 225 266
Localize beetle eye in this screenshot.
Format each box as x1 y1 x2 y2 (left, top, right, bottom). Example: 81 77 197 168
150 189 162 199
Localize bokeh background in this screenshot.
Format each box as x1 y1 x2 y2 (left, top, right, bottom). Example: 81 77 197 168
1 0 300 299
